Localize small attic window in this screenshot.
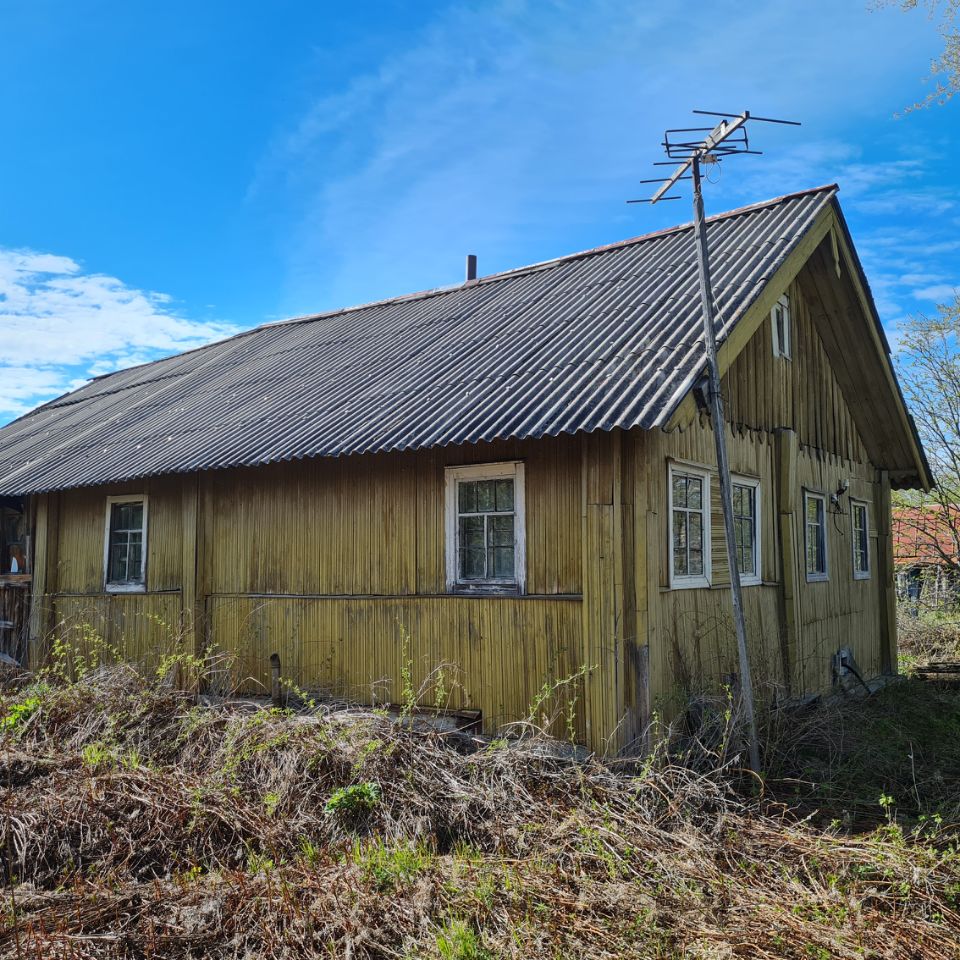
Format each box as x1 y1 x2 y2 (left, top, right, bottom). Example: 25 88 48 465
771 294 791 359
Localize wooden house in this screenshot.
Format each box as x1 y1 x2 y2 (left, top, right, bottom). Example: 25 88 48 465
893 505 960 609
0 185 930 752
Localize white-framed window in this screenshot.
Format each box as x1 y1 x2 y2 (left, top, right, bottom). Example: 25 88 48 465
732 475 761 586
804 490 828 582
445 462 525 593
103 495 148 592
669 462 711 589
771 293 791 359
851 499 871 580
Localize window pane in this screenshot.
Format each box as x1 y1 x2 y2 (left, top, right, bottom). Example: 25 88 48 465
453 471 520 585
738 521 755 575
673 511 687 575
805 496 825 575
110 543 127 581
461 548 486 579
112 502 142 531
460 512 486 579
687 476 702 510
108 501 144 583
127 540 142 580
491 546 515 579
488 514 514 548
854 505 869 573
459 515 484 548
688 512 703 574
806 521 819 574
672 475 687 509
689 512 702 554
494 479 514 511
475 480 495 512
458 482 477 514
733 487 755 576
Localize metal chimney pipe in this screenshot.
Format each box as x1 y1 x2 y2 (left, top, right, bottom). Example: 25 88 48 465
465 254 477 282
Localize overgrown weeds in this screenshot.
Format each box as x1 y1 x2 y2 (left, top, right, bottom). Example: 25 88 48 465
898 609 960 673
766 677 960 827
1 658 959 957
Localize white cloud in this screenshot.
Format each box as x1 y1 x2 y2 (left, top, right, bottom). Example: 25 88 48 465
249 0 945 313
913 283 959 302
899 272 946 285
853 191 956 216
0 248 237 422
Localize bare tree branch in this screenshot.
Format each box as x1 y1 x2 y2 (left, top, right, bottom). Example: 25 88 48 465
894 296 960 575
876 0 959 110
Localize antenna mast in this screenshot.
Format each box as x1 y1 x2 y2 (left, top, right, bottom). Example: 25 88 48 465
631 109 800 774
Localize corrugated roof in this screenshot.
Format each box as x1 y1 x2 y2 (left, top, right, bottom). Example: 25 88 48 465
0 185 838 495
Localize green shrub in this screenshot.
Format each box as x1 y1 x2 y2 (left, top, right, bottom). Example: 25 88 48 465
0 693 43 735
435 919 492 960
324 781 381 821
353 838 431 892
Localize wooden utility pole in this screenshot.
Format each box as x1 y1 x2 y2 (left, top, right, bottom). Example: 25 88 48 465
635 110 800 772
689 153 759 773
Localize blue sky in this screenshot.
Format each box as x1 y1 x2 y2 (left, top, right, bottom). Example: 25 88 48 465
0 0 957 422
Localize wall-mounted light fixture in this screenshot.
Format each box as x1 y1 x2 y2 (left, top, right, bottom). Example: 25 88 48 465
830 479 850 509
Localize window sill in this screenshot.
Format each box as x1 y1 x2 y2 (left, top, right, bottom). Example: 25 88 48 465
853 572 871 581
104 583 147 594
447 583 523 597
805 573 829 583
661 580 779 593
668 577 711 591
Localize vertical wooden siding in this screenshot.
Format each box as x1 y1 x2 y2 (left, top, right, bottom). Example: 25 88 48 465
206 595 584 738
580 430 638 751
201 434 586 740
41 434 592 744
637 421 784 716
54 475 183 593
642 268 889 718
790 449 883 689
53 593 184 671
39 475 185 668
722 277 868 464
202 436 581 597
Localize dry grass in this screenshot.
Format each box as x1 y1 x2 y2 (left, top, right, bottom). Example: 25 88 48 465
898 611 960 669
1 662 959 958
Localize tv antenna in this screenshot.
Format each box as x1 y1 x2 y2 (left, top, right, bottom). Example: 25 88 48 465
631 109 800 774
